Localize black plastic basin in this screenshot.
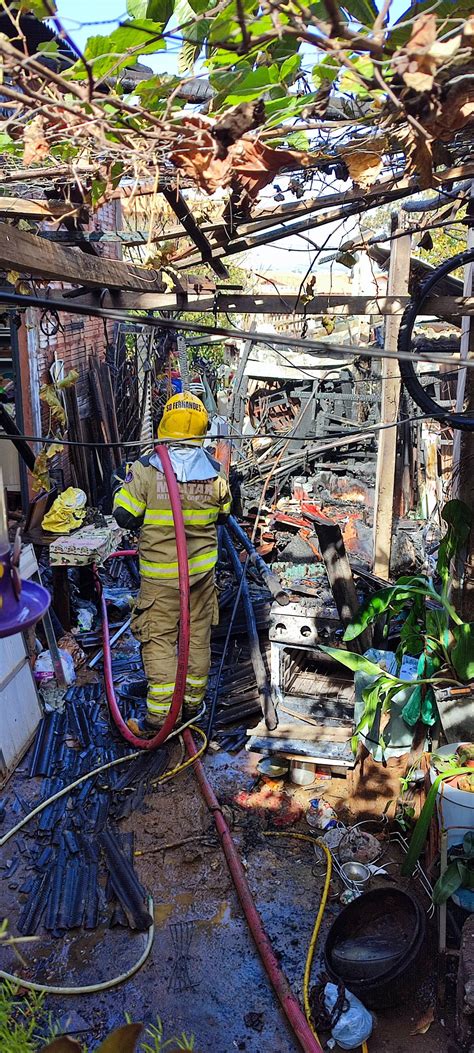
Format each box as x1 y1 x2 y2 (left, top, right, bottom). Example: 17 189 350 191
325 887 426 1006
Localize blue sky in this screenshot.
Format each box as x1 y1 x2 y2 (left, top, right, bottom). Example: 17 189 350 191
56 0 412 49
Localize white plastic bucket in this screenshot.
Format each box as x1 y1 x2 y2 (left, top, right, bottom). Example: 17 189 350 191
290 760 316 786
429 743 474 848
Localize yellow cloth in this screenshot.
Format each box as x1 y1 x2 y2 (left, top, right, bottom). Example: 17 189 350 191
113 459 231 582
42 488 87 534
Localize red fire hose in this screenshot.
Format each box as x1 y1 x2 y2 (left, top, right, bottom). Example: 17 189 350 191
97 443 190 751
99 447 323 1052
184 731 323 1052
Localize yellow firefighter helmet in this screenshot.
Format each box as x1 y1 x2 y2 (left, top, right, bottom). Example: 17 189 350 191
158 391 208 442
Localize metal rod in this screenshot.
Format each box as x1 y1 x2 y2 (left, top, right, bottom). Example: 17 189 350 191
228 515 289 605
89 616 132 669
223 529 278 731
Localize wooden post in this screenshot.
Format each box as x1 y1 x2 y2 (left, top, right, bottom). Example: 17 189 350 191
229 326 256 449
373 218 411 578
451 188 474 617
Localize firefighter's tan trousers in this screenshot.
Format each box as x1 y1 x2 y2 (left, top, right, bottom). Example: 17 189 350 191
131 571 218 719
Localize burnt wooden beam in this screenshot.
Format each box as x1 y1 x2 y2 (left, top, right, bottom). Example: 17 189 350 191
177 161 474 267
0 221 166 291
81 290 474 317
0 197 84 219
310 514 372 653
39 224 227 246
161 186 229 279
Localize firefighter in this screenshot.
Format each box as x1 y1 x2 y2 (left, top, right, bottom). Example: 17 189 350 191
112 392 231 732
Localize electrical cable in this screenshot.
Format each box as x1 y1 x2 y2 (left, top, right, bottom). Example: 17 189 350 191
398 246 474 430
0 286 471 371
0 412 435 446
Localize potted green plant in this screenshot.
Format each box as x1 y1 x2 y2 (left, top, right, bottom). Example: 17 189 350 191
321 500 474 758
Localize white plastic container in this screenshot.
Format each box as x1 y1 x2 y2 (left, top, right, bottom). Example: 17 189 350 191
429 743 474 848
290 760 316 786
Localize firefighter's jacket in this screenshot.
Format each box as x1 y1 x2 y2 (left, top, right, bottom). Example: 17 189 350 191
113 448 231 584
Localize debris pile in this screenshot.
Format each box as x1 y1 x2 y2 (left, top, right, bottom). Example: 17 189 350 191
8 683 169 937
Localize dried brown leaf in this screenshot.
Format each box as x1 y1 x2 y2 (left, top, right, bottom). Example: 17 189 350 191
45 442 64 460
405 130 433 188
410 1005 435 1035
406 13 437 53
429 35 462 61
15 279 33 295
392 12 455 92
403 70 435 92
31 448 50 493
322 315 335 335
23 115 49 167
424 82 474 139
161 269 175 292
170 116 317 199
40 1039 82 1053
96 1024 143 1053
340 147 383 188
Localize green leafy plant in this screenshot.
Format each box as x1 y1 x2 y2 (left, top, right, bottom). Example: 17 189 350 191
0 980 56 1053
139 1018 195 1051
401 764 472 877
432 832 474 905
321 500 473 755
40 1019 197 1052
0 982 197 1053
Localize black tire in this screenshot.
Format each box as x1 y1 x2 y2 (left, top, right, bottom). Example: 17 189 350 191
398 248 474 431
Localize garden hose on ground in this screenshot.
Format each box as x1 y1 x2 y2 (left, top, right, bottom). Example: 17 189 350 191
0 727 207 995
264 832 332 1047
0 900 155 997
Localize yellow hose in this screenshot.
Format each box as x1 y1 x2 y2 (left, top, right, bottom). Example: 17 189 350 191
156 725 208 784
264 831 368 1052
264 831 331 1046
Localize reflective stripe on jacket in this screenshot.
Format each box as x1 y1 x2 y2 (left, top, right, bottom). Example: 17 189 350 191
113 454 231 583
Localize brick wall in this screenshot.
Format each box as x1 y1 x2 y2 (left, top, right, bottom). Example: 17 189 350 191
30 200 122 488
